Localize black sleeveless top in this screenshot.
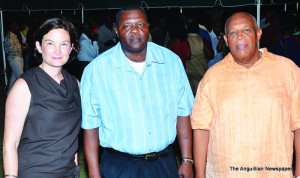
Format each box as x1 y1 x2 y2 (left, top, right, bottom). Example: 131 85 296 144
18 67 82 178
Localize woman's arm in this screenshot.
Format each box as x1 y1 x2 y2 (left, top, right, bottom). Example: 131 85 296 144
74 79 80 166
203 38 214 59
3 78 31 176
74 152 78 165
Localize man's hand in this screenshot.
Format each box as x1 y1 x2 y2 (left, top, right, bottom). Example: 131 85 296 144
178 161 193 178
177 116 193 178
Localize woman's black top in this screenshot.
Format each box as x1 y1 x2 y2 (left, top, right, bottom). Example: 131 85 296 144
18 67 82 178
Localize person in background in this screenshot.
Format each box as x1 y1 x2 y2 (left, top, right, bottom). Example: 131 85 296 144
81 5 194 178
77 22 99 79
150 17 169 47
294 12 300 47
3 17 82 177
18 21 29 72
96 14 118 53
4 20 24 95
192 12 300 178
186 22 214 95
167 20 191 69
208 21 223 68
260 9 275 29
87 17 98 34
273 12 300 67
260 12 281 51
26 16 42 69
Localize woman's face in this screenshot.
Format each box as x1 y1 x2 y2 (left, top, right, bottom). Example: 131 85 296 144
36 28 72 68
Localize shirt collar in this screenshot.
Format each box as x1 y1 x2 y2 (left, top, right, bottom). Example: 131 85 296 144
223 48 271 67
111 42 165 70
81 33 90 40
210 31 216 37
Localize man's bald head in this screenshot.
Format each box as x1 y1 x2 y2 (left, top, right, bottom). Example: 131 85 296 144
223 12 262 68
225 12 258 35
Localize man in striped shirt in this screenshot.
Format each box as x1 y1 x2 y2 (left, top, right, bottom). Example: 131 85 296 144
81 5 194 178
192 12 300 178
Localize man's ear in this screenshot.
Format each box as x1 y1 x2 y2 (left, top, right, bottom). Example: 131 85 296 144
114 27 119 38
35 41 42 53
223 34 229 47
256 28 262 42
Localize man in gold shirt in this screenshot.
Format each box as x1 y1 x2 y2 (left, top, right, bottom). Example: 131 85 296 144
191 12 300 178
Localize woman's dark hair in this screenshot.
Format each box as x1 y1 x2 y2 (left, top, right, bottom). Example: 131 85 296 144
169 20 187 42
33 17 79 64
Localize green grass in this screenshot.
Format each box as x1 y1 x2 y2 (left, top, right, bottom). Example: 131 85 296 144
78 146 88 177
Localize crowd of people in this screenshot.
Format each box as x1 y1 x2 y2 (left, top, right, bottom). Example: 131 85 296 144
2 4 300 178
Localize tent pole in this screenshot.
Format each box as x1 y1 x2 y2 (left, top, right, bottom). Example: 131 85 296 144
284 4 287 12
0 10 8 88
82 8 84 23
257 0 261 48
257 0 261 29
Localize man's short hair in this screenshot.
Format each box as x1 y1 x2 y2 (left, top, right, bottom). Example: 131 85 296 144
224 12 258 35
115 5 148 27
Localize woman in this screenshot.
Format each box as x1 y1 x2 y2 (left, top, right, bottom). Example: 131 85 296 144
272 12 300 67
4 20 24 95
3 18 81 177
167 20 191 68
186 22 214 94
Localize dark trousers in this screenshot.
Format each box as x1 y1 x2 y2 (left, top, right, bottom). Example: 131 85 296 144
100 148 179 178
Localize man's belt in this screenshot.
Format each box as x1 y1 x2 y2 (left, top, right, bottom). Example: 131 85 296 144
105 145 172 161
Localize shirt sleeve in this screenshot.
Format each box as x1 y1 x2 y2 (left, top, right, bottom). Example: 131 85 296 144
80 64 102 129
191 77 213 130
78 40 99 62
290 67 300 131
177 57 194 117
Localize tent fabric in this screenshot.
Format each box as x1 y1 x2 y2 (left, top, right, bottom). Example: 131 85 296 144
0 0 24 11
272 0 300 4
220 0 257 7
1 0 299 11
0 0 80 11
220 0 275 6
81 0 216 10
25 0 80 10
